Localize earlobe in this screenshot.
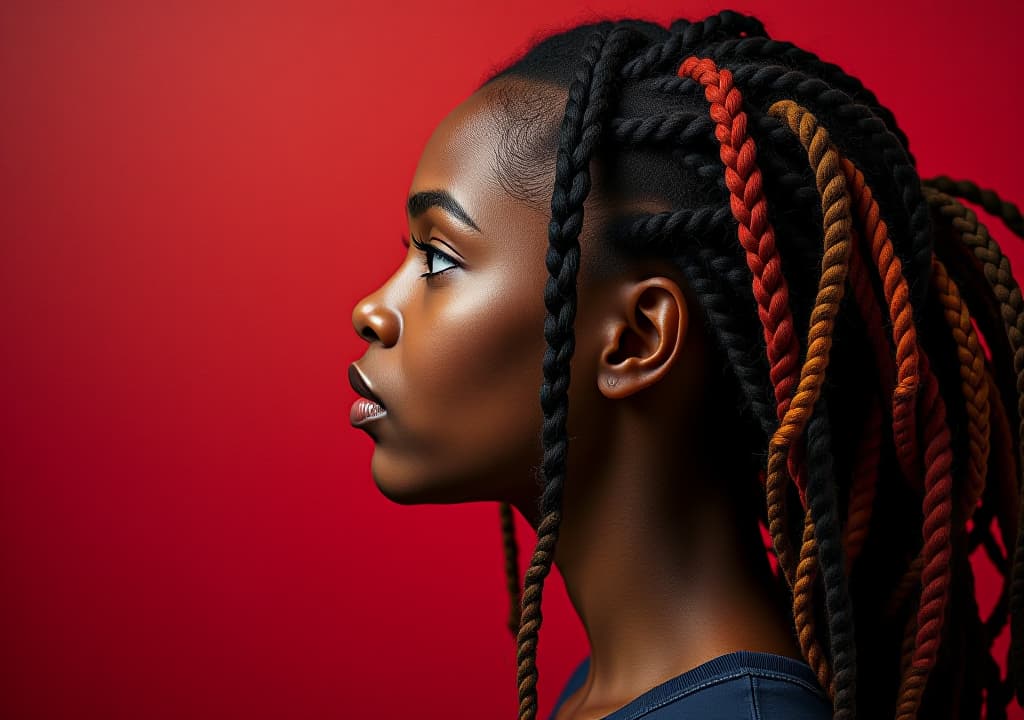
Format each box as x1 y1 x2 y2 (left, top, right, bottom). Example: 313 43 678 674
598 277 689 400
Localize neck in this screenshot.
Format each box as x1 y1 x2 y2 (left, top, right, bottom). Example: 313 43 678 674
517 406 802 715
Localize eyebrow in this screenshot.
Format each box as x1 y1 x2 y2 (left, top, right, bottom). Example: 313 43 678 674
407 190 481 233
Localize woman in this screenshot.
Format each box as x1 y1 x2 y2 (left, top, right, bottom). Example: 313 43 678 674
349 10 1023 720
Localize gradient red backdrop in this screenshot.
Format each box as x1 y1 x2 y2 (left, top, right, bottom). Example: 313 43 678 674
2 0 1022 717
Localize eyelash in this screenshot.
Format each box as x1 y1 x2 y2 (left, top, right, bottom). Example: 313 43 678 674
406 234 460 279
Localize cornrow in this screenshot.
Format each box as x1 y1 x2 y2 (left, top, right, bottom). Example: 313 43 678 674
475 11 1024 719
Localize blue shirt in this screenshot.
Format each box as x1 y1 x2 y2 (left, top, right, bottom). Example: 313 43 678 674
548 651 833 719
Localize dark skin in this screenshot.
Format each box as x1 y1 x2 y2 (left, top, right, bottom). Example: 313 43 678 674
350 77 803 720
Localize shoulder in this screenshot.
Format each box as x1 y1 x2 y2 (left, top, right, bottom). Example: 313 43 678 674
741 669 833 719
614 669 832 720
551 651 833 720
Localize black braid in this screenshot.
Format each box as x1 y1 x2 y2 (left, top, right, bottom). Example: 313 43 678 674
536 24 643 516
701 35 914 164
925 175 1024 240
609 109 714 147
751 113 827 214
674 246 775 438
804 404 858 719
608 204 731 250
620 10 766 79
513 23 646 720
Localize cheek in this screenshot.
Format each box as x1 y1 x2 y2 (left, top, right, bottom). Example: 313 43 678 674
388 268 549 495
429 275 544 430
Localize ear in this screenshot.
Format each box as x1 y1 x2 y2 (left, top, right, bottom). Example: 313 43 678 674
597 276 689 400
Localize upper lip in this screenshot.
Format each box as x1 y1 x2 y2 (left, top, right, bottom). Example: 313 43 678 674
349 363 386 409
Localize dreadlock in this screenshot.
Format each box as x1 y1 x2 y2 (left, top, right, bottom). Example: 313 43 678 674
470 10 1022 719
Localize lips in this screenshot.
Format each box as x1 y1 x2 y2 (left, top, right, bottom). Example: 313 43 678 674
348 363 386 409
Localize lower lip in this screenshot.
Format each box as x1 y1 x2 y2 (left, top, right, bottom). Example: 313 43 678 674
351 398 387 426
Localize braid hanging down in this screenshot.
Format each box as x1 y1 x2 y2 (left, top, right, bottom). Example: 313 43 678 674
475 10 1022 720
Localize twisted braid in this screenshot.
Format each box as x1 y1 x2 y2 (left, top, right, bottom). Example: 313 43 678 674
675 246 775 438
840 156 920 484
610 109 714 146
931 258 990 523
499 502 521 637
843 397 882 570
887 256 993 621
806 407 858 719
753 112 831 215
611 204 732 252
794 504 830 690
840 233 893 572
923 187 1024 703
984 368 1020 588
620 10 766 79
894 350 955 720
758 100 856 718
925 176 1024 240
514 24 642 720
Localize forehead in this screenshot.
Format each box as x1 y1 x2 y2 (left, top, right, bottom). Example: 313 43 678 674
417 96 491 169
409 88 504 218
408 78 565 236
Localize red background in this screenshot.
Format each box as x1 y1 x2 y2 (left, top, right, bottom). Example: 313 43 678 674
2 0 1022 717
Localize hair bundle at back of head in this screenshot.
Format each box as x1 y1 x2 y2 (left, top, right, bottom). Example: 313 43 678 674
475 11 1024 719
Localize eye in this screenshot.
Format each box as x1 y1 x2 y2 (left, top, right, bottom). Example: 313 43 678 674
409 234 459 278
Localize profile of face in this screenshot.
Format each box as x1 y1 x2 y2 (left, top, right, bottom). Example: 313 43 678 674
349 77 702 519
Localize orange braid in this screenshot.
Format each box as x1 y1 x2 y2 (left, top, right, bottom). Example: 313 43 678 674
676 58 805 586
931 258 991 522
794 506 833 695
844 398 882 571
890 258 992 605
894 350 955 720
840 156 921 483
841 195 897 572
755 101 854 713
761 100 852 592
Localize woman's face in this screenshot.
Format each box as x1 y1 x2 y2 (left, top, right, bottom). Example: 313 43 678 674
350 80 611 510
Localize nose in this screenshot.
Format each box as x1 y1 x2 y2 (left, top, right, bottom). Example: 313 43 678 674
351 287 401 347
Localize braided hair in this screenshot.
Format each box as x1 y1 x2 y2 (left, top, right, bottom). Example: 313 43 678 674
472 10 1022 720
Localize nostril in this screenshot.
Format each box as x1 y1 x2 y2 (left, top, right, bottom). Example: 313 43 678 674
352 297 399 347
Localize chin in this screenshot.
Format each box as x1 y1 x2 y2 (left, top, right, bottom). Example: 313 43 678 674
369 450 480 505
372 471 434 505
